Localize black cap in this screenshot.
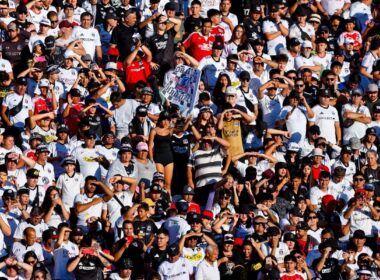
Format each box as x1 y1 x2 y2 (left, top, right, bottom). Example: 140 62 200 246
44 36 55 50
219 188 232 198
366 127 377 136
119 258 134 269
105 12 118 20
3 189 15 199
318 88 331 97
289 38 301 47
150 183 162 193
16 77 27 85
187 212 201 223
269 4 280 12
183 185 195 195
212 40 224 50
239 71 251 80
57 124 69 134
341 145 352 154
119 143 133 153
62 156 76 166
26 168 40 178
283 232 297 242
84 130 97 139
158 111 171 122
16 4 27 13
168 244 180 256
175 200 188 213
29 133 43 141
71 227 84 236
136 105 148 116
353 229 366 239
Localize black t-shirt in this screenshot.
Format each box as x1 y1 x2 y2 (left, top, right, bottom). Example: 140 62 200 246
110 24 138 62
148 30 175 66
133 219 158 244
312 257 342 280
68 256 104 280
144 246 168 271
242 19 262 40
184 16 203 35
171 132 192 159
114 237 145 273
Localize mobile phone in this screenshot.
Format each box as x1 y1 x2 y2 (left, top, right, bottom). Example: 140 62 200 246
82 248 95 255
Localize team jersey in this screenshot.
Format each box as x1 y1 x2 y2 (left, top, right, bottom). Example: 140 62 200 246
56 172 85 209
72 26 101 60
183 32 215 61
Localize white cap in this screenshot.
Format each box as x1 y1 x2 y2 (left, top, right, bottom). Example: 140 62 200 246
64 50 75 59
225 86 236 96
287 142 300 152
39 79 50 88
312 148 325 158
40 18 51 26
105 62 117 70
344 37 355 44
302 40 312 49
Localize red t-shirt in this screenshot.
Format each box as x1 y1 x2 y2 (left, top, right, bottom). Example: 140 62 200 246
183 32 215 61
311 164 329 180
211 25 225 42
64 103 84 135
280 272 305 280
124 59 151 91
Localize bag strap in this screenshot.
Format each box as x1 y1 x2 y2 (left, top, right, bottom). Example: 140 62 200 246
296 23 311 40
113 193 125 208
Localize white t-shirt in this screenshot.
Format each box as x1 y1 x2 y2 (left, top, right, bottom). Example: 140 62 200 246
71 146 103 180
309 186 331 210
158 257 193 280
195 259 220 280
262 19 289 55
13 221 49 240
56 172 85 210
198 56 227 90
311 105 340 144
72 26 101 60
58 67 78 92
261 241 290 264
2 93 33 128
34 162 55 188
312 53 333 71
289 23 315 43
315 0 351 16
341 103 371 144
102 191 134 227
27 9 48 31
349 206 374 237
277 105 308 143
361 51 378 76
0 58 12 74
0 145 22 165
74 193 104 226
12 241 44 262
259 93 284 128
350 1 372 31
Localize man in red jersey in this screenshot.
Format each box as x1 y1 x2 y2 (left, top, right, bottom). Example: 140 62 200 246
182 18 215 61
281 255 305 280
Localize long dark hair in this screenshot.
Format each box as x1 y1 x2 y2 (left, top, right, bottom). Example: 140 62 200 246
41 186 63 216
229 25 247 45
213 73 231 106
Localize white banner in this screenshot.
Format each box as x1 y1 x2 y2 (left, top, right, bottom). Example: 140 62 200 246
161 65 201 116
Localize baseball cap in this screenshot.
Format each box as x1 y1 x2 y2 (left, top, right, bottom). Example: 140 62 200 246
187 212 201 223
57 124 69 134
167 244 180 256
150 184 162 193
47 65 60 74
7 22 17 31
105 12 118 20
105 62 118 70
164 2 177 11
225 86 236 96
302 40 312 49
81 54 92 62
223 233 234 243
309 125 321 135
366 127 377 136
136 141 148 152
212 40 224 50
309 13 321 24
40 18 51 26
289 38 301 47
16 77 28 85
322 194 336 205
71 227 84 236
3 189 15 199
39 79 49 88
341 145 352 154
352 89 363 96
153 171 164 181
45 36 55 50
344 37 355 45
142 198 155 207
201 210 213 220
136 105 148 116
175 200 188 213
119 258 133 269
119 143 133 153
283 232 297 242
108 47 120 56
62 156 76 166
183 185 195 195
142 87 154 96
199 106 212 114
239 71 251 80
364 183 375 191
59 20 73 29
36 144 49 154
353 229 366 239
16 4 27 13
287 142 300 152
29 133 43 141
349 137 361 150
367 83 379 92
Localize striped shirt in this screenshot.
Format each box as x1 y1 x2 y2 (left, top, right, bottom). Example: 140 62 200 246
188 147 225 188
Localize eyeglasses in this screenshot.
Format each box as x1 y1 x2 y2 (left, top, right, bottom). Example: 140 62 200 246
295 84 304 87
354 178 365 181
308 216 317 220
287 76 297 80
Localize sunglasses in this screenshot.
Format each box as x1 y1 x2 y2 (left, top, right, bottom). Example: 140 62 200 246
308 216 317 220
254 222 266 226
241 78 250 82
354 178 365 181
220 196 230 200
295 84 304 87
